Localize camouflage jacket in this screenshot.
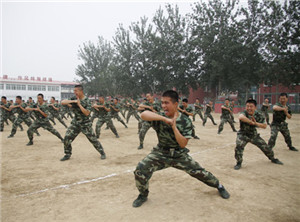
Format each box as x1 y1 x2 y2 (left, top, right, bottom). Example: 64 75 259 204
261 103 270 112
179 105 193 117
110 103 120 115
13 103 29 119
151 112 193 149
221 104 231 118
205 105 213 115
272 102 291 124
95 102 110 118
0 102 10 117
30 102 49 121
194 102 203 111
238 110 265 137
48 103 60 115
142 101 160 113
70 97 92 124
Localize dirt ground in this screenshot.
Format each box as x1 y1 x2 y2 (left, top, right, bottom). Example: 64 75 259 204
1 113 300 222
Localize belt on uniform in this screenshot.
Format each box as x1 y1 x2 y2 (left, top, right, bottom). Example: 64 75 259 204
157 145 180 157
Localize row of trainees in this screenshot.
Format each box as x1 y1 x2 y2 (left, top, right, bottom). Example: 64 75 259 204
1 86 297 208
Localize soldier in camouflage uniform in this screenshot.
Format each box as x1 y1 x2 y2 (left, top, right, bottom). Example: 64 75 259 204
203 101 217 126
60 85 106 161
48 97 68 128
1 98 24 131
90 100 98 123
1 96 22 131
229 100 236 123
7 96 40 138
178 98 200 139
268 93 298 151
93 96 119 139
27 97 36 121
110 98 128 128
261 98 270 125
132 90 230 208
126 98 142 133
234 99 283 170
192 98 204 122
137 93 160 149
25 94 64 146
217 99 237 134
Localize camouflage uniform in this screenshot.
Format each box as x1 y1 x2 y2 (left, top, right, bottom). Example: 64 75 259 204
261 103 270 125
95 101 119 138
63 97 105 157
27 103 64 143
48 103 68 128
134 112 220 198
110 103 128 128
229 103 235 122
9 103 39 137
90 106 98 123
203 105 217 126
138 101 160 147
235 110 276 165
126 101 141 124
193 102 204 121
218 104 237 134
179 105 198 138
268 103 294 150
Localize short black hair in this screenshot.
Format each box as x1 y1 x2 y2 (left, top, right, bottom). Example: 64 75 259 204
51 97 55 100
196 98 200 100
16 96 22 100
29 97 32 99
162 90 179 103
1 96 7 100
225 98 230 101
114 98 119 101
38 93 44 98
280 92 288 98
182 98 188 103
75 85 83 91
246 99 257 107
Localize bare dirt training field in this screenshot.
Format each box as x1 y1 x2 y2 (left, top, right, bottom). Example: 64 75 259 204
1 113 300 222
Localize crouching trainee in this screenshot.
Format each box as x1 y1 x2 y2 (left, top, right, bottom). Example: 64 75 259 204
132 90 230 208
234 99 283 170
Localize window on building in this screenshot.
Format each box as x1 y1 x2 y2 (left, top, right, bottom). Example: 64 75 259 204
48 85 59 91
0 84 3 90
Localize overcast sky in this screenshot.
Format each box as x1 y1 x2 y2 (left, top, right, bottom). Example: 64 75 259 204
1 0 200 82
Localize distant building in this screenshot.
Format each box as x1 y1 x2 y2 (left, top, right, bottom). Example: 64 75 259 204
0 75 78 101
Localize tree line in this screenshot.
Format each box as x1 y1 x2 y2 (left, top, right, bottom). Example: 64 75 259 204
75 0 300 99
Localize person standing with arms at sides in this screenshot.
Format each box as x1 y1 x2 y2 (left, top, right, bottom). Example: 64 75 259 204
7 96 40 138
203 101 217 126
268 93 298 152
132 90 230 208
193 98 204 122
261 98 271 125
110 98 128 128
217 99 237 134
60 85 106 161
234 99 283 170
25 94 64 146
178 98 200 139
48 97 68 128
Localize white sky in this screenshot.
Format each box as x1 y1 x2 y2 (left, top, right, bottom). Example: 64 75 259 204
1 0 199 82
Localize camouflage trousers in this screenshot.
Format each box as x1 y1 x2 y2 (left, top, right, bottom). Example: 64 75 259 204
126 110 141 123
90 113 97 123
268 122 292 149
203 113 216 126
27 120 63 142
95 117 118 138
134 147 220 196
49 113 68 128
64 121 105 156
10 117 38 136
193 110 203 121
112 113 127 127
218 117 236 133
139 121 151 145
235 133 275 164
0 114 18 130
230 112 235 122
262 111 270 125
